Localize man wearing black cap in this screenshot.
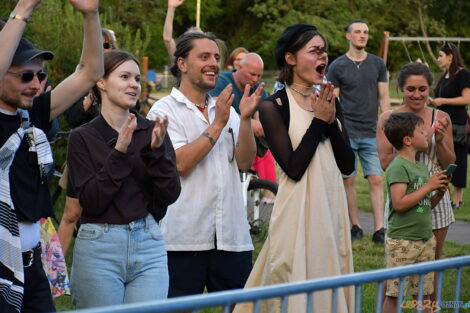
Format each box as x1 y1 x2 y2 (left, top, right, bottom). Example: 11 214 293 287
327 19 390 244
0 0 103 312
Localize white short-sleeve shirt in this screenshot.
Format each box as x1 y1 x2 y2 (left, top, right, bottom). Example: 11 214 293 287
147 88 253 252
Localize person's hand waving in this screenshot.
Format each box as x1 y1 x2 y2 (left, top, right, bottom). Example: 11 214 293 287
115 114 137 153
151 116 169 150
239 83 265 120
168 0 185 8
214 84 234 127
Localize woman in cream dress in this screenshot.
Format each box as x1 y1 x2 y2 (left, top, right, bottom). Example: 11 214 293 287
235 24 355 313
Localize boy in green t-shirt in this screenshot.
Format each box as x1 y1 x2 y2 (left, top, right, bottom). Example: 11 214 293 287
382 112 449 313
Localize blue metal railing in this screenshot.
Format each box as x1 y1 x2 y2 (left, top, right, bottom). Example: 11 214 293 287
62 255 470 313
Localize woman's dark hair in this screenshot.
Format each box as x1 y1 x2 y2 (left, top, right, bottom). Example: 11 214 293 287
437 43 466 87
277 30 327 86
170 31 218 87
92 50 139 104
383 112 424 150
397 62 433 90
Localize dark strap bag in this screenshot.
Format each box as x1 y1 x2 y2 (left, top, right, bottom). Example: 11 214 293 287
89 115 167 222
255 136 269 157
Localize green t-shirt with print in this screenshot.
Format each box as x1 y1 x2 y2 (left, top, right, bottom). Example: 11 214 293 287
386 156 433 240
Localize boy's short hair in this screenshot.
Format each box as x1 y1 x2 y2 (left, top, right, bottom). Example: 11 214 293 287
383 112 424 150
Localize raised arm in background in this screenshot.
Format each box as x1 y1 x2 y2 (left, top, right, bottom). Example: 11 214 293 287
49 0 104 120
0 0 41 78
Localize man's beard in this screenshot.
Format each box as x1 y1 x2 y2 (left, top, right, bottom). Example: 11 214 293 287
0 90 22 111
190 76 216 92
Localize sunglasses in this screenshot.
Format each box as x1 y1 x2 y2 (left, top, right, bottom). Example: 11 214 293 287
7 71 47 83
103 42 112 50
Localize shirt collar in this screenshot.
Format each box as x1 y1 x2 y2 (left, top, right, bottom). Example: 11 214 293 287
170 87 216 110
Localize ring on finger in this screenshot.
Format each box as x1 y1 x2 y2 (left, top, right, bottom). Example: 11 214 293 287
326 98 332 102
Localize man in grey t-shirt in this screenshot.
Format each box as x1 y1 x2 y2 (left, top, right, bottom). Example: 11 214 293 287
327 19 390 243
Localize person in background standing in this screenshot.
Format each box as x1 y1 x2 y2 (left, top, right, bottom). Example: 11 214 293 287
327 19 390 243
431 43 470 209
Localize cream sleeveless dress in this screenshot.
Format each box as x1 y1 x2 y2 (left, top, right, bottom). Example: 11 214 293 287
234 88 354 313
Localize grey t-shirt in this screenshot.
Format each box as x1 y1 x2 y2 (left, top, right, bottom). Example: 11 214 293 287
327 53 387 138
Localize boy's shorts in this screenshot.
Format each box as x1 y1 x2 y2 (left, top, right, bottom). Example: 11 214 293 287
385 236 436 297
342 137 383 178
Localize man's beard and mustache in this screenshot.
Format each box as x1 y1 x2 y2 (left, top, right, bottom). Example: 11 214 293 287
190 66 219 91
0 90 33 111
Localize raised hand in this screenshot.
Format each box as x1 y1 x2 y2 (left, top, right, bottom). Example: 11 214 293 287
169 0 185 8
35 74 49 97
151 116 169 150
432 116 450 143
115 114 137 153
69 0 99 13
213 84 234 128
311 82 336 124
239 82 264 120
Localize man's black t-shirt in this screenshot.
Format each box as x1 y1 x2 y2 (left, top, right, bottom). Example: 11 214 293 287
0 92 53 222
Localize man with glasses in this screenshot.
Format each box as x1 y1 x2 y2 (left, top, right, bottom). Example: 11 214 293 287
147 32 262 297
0 0 103 312
327 19 390 244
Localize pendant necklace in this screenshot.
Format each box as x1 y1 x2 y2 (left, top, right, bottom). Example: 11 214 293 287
347 52 366 69
353 60 364 69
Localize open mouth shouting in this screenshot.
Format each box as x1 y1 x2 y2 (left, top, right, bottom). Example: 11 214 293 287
316 63 326 76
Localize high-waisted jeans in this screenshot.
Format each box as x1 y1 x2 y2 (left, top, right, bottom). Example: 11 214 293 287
71 214 168 308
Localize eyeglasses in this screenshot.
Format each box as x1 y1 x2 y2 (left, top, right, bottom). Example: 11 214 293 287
103 42 112 50
7 71 47 83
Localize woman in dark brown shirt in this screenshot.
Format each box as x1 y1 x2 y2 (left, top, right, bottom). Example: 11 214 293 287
67 50 180 308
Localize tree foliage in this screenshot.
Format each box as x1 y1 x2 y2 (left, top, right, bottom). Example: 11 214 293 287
1 0 469 79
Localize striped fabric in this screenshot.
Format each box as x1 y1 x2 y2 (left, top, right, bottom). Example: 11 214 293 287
417 109 455 230
0 110 53 312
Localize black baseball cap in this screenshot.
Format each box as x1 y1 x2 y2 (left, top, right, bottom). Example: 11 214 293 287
11 38 54 66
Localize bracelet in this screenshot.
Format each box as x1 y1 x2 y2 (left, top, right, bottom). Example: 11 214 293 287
9 11 29 24
202 132 216 146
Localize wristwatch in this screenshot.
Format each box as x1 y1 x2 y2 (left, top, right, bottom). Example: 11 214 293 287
9 11 29 24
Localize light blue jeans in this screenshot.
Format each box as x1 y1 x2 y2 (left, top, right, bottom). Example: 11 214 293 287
71 215 168 308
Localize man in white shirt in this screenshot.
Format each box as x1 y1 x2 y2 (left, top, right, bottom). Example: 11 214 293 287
147 31 263 297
